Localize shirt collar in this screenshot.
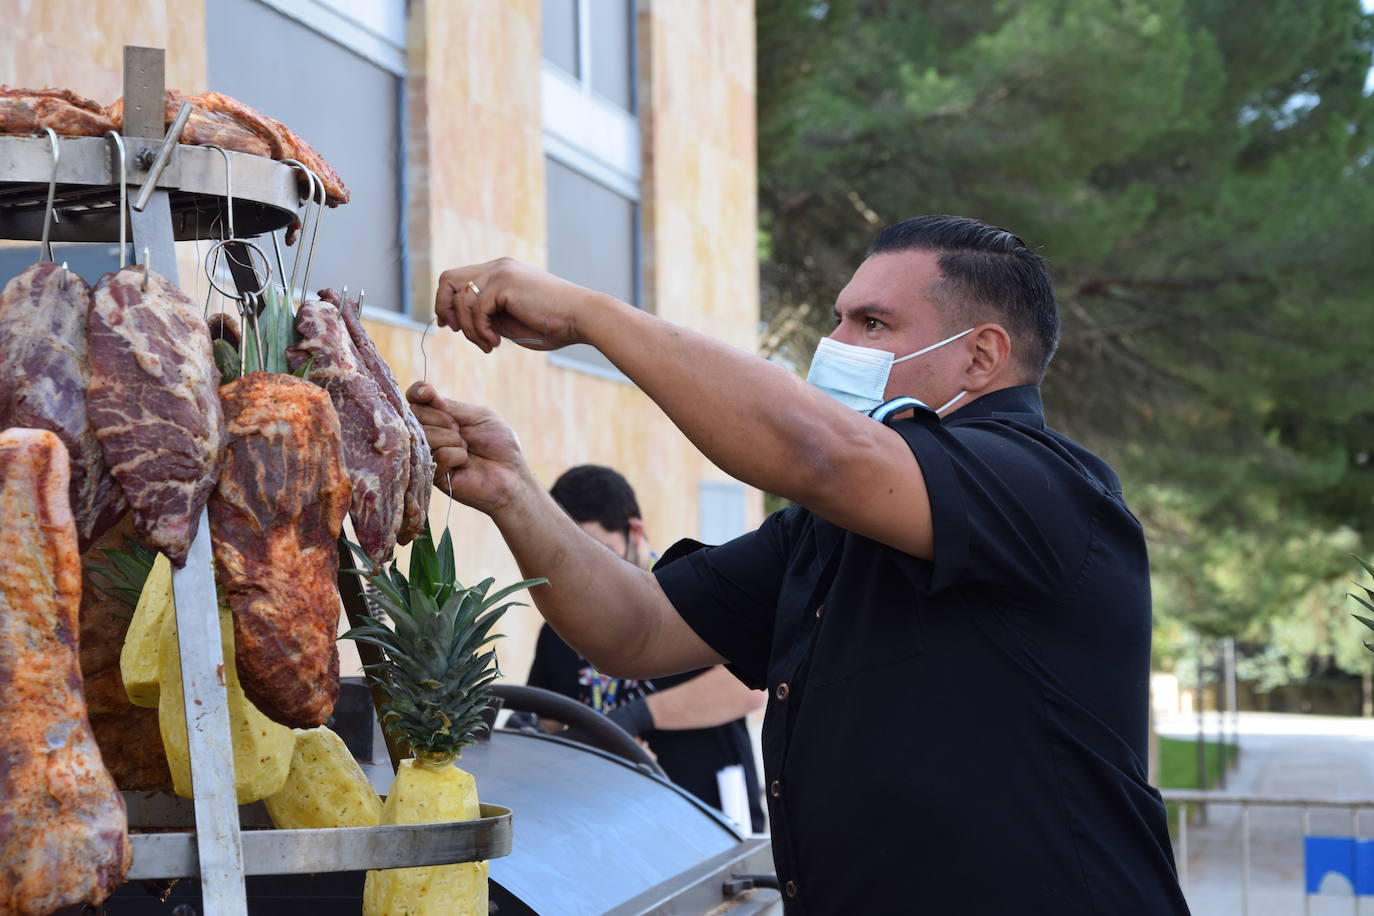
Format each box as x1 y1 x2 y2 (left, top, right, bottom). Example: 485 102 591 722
942 385 1045 428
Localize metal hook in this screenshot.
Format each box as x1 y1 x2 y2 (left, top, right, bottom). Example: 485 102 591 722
201 144 270 304
104 131 128 269
60 260 69 291
40 127 61 262
278 159 325 300
142 247 151 292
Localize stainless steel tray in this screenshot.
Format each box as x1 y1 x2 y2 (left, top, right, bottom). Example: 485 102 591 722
126 801 512 879
0 133 300 242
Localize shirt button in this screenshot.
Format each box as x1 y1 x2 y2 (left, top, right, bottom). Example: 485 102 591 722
775 682 790 701
785 880 798 899
769 780 781 798
815 604 823 619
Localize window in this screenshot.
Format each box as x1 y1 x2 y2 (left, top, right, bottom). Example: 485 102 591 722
541 0 640 378
206 0 408 313
699 481 748 546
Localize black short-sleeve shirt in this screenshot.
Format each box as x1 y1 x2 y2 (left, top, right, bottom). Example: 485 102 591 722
654 386 1189 915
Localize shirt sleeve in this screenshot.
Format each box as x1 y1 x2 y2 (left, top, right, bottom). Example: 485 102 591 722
652 507 800 690
889 415 1108 605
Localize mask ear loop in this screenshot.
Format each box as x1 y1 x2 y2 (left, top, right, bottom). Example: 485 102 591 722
892 326 976 364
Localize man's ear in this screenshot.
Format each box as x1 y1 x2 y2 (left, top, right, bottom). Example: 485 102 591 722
627 517 648 548
964 324 1013 391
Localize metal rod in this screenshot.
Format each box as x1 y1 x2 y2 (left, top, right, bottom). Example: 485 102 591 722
131 100 193 212
1163 790 1374 809
104 131 128 268
40 127 60 261
1177 801 1189 894
1241 803 1250 916
1304 807 1312 916
142 246 150 291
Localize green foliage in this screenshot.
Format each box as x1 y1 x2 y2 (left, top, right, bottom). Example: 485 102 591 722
218 284 301 383
1349 556 1374 654
758 0 1374 660
86 537 156 611
342 525 546 758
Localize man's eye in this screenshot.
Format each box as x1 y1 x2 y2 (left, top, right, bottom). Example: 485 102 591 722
865 318 883 331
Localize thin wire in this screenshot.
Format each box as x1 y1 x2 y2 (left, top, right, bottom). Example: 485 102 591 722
415 311 457 533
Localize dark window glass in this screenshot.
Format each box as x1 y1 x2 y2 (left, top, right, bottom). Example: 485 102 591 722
206 0 404 311
589 0 634 112
541 0 579 76
545 156 637 306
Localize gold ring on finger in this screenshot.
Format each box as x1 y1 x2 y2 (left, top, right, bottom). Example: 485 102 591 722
466 280 481 296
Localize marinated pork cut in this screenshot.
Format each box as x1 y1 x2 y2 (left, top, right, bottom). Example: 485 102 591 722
210 372 351 728
322 288 434 545
87 265 224 567
0 86 116 137
106 89 270 156
0 262 126 549
288 299 409 565
0 428 130 915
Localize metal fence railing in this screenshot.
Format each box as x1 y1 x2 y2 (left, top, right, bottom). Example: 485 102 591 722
1162 790 1374 915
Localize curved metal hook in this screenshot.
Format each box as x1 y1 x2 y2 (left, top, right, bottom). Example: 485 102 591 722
40 127 60 262
104 131 128 269
201 144 270 303
278 159 325 300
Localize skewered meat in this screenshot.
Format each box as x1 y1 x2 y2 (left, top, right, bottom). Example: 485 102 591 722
0 262 126 549
79 514 171 791
210 372 350 728
87 265 224 567
106 89 270 156
321 288 434 545
288 299 409 565
0 86 116 137
0 428 131 915
105 90 349 205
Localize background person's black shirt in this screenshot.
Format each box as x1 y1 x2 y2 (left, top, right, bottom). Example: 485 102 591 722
525 623 766 832
654 386 1189 915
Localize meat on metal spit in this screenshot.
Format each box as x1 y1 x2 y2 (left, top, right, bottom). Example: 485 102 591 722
0 428 130 916
0 262 126 549
0 86 116 137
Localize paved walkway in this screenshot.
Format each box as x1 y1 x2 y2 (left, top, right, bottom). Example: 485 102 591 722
1156 712 1374 915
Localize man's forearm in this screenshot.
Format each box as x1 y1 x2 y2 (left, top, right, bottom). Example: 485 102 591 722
490 480 723 679
643 666 767 731
579 294 863 512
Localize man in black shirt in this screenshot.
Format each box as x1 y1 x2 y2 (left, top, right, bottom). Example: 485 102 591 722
526 465 766 832
409 215 1190 914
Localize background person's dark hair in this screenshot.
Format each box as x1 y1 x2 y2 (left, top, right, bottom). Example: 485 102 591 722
550 465 641 533
868 215 1060 382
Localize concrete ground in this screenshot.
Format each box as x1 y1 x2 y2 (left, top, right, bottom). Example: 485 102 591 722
1156 712 1374 916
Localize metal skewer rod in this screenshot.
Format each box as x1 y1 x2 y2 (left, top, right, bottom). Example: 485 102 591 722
104 131 128 268
131 101 193 212
39 127 60 261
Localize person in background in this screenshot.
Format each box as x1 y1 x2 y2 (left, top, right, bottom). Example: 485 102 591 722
525 464 767 834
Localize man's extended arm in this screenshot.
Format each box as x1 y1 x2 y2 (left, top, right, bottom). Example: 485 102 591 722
642 666 767 731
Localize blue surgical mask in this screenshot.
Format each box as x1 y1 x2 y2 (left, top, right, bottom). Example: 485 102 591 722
806 327 975 415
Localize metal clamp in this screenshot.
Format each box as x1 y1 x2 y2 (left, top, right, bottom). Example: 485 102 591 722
131 100 194 212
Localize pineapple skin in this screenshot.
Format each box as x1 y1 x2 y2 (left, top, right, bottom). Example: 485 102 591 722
264 725 383 829
120 552 173 707
363 758 487 916
158 604 295 804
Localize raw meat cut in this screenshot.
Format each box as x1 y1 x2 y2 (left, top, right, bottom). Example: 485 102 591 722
0 428 130 915
322 288 434 545
288 299 409 565
106 89 270 156
210 372 351 728
0 261 126 549
0 86 115 137
87 265 223 567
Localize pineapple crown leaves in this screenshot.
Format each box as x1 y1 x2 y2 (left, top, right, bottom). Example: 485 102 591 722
342 523 546 755
85 536 157 610
1348 555 1374 654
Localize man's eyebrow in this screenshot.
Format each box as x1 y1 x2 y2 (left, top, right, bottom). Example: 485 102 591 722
834 302 899 319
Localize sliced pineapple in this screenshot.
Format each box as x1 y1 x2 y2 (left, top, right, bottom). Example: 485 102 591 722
363 758 487 916
264 725 383 829
120 552 173 707
158 604 295 803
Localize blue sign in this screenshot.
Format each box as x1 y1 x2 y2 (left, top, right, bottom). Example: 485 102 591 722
1306 836 1374 895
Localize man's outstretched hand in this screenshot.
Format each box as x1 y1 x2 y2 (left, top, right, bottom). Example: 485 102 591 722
407 382 533 516
434 258 613 354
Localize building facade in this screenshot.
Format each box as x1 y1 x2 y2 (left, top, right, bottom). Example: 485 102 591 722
1 0 761 680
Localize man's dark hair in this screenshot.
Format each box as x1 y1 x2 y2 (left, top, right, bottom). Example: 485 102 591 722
867 215 1060 382
550 465 641 533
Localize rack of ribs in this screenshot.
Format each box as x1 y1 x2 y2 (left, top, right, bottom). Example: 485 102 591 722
0 262 126 550
0 428 130 916
86 265 223 567
209 372 351 728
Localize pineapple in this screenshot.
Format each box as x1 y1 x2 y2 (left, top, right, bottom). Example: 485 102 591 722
120 552 174 707
264 725 384 829
158 602 296 803
344 524 543 916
